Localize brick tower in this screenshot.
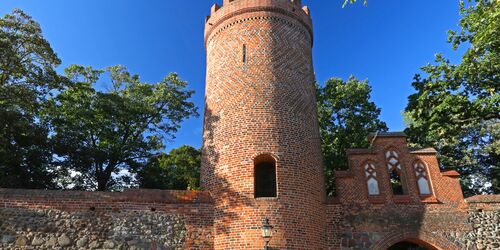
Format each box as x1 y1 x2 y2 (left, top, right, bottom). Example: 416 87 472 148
201 0 325 249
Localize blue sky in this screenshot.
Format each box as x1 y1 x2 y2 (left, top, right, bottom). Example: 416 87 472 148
0 0 464 151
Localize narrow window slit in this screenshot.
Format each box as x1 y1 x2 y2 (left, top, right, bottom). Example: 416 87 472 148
242 44 247 63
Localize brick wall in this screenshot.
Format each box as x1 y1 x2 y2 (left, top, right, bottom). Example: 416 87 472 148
0 189 214 249
326 133 500 250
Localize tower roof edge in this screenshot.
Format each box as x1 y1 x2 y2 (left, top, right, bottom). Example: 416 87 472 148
204 0 313 47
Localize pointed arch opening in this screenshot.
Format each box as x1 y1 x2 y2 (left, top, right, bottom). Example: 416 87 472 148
388 241 433 250
254 154 277 198
385 149 407 195
373 231 453 250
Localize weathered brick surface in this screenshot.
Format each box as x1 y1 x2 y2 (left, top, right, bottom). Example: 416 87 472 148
202 0 325 249
326 133 499 250
334 134 465 206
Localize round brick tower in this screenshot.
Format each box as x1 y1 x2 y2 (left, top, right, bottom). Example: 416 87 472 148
201 0 326 249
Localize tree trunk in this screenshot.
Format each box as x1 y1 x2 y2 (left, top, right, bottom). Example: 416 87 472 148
96 162 116 191
97 175 108 191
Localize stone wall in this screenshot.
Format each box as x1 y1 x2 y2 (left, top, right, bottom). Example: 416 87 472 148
1 191 499 250
465 196 500 250
0 208 185 249
0 189 214 250
1 131 499 250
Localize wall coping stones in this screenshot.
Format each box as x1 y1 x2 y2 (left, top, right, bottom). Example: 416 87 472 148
0 188 213 204
466 195 500 203
441 170 461 178
409 147 438 154
368 131 407 140
346 149 376 155
335 170 355 179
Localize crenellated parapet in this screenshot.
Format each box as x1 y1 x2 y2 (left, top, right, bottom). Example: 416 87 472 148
204 0 312 47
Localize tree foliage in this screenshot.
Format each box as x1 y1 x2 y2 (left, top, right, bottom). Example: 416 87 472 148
404 0 499 195
317 77 388 196
343 0 367 8
137 145 201 190
0 9 62 188
44 65 198 191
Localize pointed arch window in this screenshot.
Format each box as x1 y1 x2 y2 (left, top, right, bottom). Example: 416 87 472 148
386 150 406 195
414 161 432 195
365 163 380 196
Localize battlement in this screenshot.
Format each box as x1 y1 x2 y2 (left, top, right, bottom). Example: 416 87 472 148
204 0 312 46
209 0 308 15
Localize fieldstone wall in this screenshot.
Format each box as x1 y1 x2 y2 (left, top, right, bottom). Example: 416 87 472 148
0 189 214 250
0 208 186 249
465 210 500 250
0 189 498 250
465 196 500 250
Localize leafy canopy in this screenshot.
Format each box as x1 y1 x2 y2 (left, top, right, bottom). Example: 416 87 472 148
404 0 499 195
317 76 388 196
45 65 198 191
137 145 201 190
0 9 63 188
343 0 368 8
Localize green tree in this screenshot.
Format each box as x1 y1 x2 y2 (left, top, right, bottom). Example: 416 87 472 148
343 0 367 7
0 9 63 188
138 145 201 190
317 76 388 196
44 65 198 191
404 0 499 195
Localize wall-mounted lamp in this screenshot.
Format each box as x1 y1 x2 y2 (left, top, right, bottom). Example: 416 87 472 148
261 218 274 250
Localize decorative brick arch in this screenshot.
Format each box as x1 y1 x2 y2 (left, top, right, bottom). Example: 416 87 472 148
251 152 280 163
371 230 460 250
384 145 401 156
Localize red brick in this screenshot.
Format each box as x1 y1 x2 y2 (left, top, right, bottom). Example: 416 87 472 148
202 0 325 249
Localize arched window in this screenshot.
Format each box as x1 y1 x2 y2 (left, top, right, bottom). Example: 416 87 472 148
414 161 432 195
254 155 277 198
365 163 380 196
386 150 406 195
